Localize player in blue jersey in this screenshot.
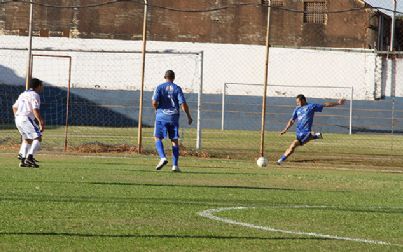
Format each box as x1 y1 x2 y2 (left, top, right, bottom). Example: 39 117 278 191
152 70 193 172
277 94 345 165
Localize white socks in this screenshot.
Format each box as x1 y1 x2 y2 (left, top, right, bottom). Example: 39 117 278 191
28 140 40 156
19 142 30 158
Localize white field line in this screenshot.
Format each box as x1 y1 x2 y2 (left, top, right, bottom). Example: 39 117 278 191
198 206 403 247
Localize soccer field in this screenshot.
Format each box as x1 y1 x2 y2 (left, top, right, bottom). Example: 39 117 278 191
0 153 402 251
1 126 403 169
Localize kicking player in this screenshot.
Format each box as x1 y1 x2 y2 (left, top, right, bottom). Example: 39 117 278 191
152 70 193 172
12 78 45 168
277 94 345 165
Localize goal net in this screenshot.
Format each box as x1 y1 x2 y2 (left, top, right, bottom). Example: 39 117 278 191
30 49 203 153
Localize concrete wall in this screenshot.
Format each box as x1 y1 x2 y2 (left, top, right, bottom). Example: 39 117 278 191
1 36 394 101
0 0 388 49
397 58 403 97
382 57 403 98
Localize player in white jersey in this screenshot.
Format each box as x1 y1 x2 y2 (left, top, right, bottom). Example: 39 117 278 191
12 78 45 168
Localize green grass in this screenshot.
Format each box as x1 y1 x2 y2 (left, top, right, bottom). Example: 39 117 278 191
0 153 402 251
1 127 403 165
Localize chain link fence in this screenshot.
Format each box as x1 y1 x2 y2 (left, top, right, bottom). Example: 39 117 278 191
0 0 402 168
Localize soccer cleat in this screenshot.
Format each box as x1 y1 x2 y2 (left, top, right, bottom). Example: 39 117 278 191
156 158 168 170
19 158 29 168
171 165 181 172
19 154 39 163
25 155 39 168
314 132 323 139
276 159 283 165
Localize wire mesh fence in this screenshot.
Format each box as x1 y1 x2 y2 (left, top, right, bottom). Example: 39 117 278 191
0 0 402 168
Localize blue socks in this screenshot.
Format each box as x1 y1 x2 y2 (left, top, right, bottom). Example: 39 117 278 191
156 140 179 166
155 140 166 158
172 145 179 166
280 154 287 162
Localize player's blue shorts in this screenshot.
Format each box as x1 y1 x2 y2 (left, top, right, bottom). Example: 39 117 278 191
296 132 312 145
154 120 179 140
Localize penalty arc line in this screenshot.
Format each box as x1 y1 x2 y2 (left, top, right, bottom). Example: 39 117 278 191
198 206 402 247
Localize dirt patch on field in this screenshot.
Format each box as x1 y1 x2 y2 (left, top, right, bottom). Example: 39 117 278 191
70 142 141 154
288 154 403 171
0 137 20 151
179 143 211 158
69 142 213 158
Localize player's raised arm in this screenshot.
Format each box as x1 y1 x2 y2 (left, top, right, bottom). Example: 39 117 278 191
323 98 345 108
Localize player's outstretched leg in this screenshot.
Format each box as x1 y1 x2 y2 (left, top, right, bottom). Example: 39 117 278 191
155 138 168 170
171 140 180 172
276 154 287 165
277 140 301 165
313 132 323 140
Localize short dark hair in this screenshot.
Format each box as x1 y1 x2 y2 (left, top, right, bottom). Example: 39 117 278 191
30 78 43 89
164 70 175 79
296 94 306 102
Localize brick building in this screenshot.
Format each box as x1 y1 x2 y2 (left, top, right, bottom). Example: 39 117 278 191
0 0 400 50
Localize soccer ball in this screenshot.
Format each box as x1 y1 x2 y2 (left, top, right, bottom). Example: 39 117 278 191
257 157 268 167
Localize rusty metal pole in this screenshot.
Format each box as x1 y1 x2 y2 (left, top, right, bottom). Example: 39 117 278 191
25 1 34 90
390 0 397 149
64 57 72 152
259 0 271 158
137 0 148 153
390 0 397 51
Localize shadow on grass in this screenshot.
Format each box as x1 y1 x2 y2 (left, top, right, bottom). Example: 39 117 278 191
0 179 310 191
0 194 299 207
0 232 334 241
3 193 402 214
86 181 306 191
77 165 268 176
1 179 351 193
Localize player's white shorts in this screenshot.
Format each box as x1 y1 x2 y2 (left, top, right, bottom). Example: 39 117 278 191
15 116 42 140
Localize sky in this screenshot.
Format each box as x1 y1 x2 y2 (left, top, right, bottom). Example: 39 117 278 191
364 0 403 16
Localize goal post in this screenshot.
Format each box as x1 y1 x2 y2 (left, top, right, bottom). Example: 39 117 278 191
222 82 354 134
141 50 204 150
29 49 204 152
31 54 72 152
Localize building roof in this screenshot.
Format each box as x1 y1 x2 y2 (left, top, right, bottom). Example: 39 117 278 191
364 0 403 16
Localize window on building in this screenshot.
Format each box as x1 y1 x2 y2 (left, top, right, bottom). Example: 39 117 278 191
304 1 327 24
262 0 283 7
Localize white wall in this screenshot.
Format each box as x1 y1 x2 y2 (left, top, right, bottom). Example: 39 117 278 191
397 59 403 97
391 58 403 98
0 35 398 100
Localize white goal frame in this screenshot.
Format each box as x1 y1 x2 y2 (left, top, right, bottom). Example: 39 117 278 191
31 49 204 150
31 54 72 151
